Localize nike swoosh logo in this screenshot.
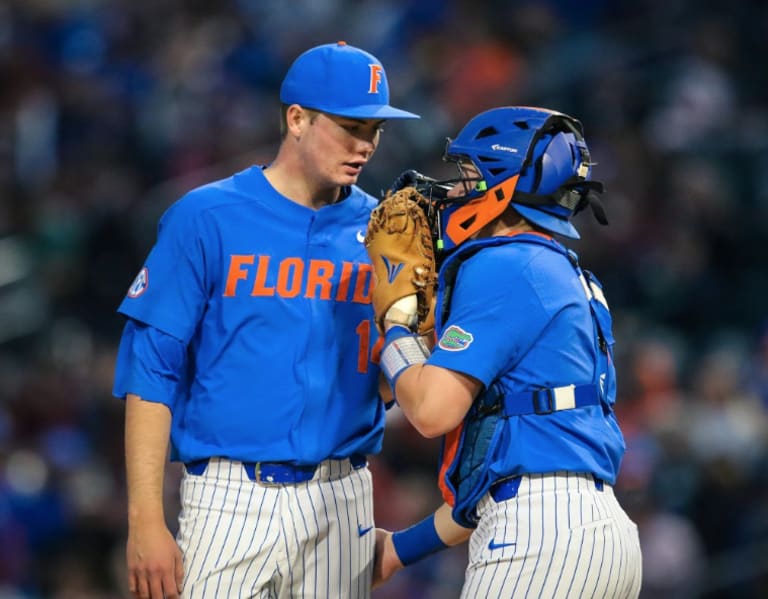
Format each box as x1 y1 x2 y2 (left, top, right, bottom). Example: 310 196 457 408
356 230 366 243
488 539 516 551
358 525 373 537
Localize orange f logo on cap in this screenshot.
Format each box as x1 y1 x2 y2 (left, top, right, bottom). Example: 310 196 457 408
368 64 383 94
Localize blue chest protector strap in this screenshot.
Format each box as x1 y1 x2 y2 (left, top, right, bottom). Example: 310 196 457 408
507 383 600 415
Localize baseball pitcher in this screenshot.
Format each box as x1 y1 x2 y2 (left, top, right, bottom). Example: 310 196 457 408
112 42 419 599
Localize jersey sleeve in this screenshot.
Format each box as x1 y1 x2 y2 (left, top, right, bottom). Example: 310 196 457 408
112 318 188 409
117 196 211 342
428 249 548 386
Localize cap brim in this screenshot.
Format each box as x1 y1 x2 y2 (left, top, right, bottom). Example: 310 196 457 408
322 104 420 120
512 204 581 239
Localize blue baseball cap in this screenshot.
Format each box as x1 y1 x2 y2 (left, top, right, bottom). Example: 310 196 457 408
280 41 420 120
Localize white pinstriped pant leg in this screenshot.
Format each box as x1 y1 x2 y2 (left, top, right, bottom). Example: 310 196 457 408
461 472 642 599
177 457 375 599
177 459 281 598
279 459 375 599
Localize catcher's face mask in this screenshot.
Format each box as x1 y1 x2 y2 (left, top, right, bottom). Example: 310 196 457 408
415 106 608 256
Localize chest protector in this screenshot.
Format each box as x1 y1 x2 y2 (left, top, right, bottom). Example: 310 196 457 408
437 234 617 528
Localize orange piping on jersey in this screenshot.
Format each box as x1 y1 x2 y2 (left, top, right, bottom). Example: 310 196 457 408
438 422 464 506
445 175 519 246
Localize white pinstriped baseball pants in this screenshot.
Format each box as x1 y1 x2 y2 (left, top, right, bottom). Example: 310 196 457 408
176 457 375 598
462 472 642 599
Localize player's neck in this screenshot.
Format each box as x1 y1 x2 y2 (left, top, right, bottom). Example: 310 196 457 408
475 216 535 240
263 159 341 209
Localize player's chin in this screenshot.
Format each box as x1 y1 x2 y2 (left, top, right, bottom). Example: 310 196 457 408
339 164 364 184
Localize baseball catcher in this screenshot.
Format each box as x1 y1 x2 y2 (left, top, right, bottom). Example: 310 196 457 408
370 106 642 598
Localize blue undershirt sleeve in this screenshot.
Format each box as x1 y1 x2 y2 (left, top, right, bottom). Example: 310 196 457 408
112 318 187 411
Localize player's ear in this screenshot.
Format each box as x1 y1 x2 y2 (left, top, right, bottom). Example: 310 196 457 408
285 104 308 139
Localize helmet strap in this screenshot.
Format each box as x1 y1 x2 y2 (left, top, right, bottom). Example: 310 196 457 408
512 179 608 226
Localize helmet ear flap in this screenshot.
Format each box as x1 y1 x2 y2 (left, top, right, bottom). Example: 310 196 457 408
511 119 608 237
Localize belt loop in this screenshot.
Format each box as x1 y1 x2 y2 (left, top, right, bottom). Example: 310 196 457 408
184 459 209 476
490 476 522 502
243 462 258 481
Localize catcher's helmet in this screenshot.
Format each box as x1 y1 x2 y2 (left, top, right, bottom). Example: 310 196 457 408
420 106 607 254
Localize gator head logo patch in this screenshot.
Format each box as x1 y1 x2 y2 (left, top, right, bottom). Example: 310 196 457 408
438 325 474 351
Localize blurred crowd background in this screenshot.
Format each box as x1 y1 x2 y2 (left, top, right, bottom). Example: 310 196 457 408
1 0 767 597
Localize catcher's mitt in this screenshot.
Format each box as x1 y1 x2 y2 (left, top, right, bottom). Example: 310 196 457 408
365 187 436 335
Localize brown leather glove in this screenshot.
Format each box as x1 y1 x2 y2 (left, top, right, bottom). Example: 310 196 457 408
365 187 437 335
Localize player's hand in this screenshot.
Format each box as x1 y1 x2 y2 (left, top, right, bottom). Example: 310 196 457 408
126 519 184 599
382 169 434 198
372 528 404 589
418 293 437 348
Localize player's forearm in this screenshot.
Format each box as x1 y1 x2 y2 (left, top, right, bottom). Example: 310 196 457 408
391 502 473 566
395 365 476 437
434 502 473 545
125 393 172 525
393 364 437 435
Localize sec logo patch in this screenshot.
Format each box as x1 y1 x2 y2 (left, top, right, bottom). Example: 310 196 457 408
127 267 149 298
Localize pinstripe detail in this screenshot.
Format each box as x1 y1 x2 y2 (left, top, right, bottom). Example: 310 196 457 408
520 474 546 598
290 483 313 596
184 460 258 597
562 479 588 598
338 461 354 594
241 480 280 595
217 480 256 597
274 555 284 598
510 473 534 597
305 480 322 598
320 462 345 596
199 460 234 598
362 468 376 592
610 498 625 599
461 472 641 599
278 494 293 596
177 457 372 598
525 472 559 598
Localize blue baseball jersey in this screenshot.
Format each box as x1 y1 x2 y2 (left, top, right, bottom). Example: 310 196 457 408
430 232 625 484
113 166 385 465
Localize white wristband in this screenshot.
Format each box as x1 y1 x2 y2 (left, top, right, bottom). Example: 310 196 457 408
381 331 430 386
